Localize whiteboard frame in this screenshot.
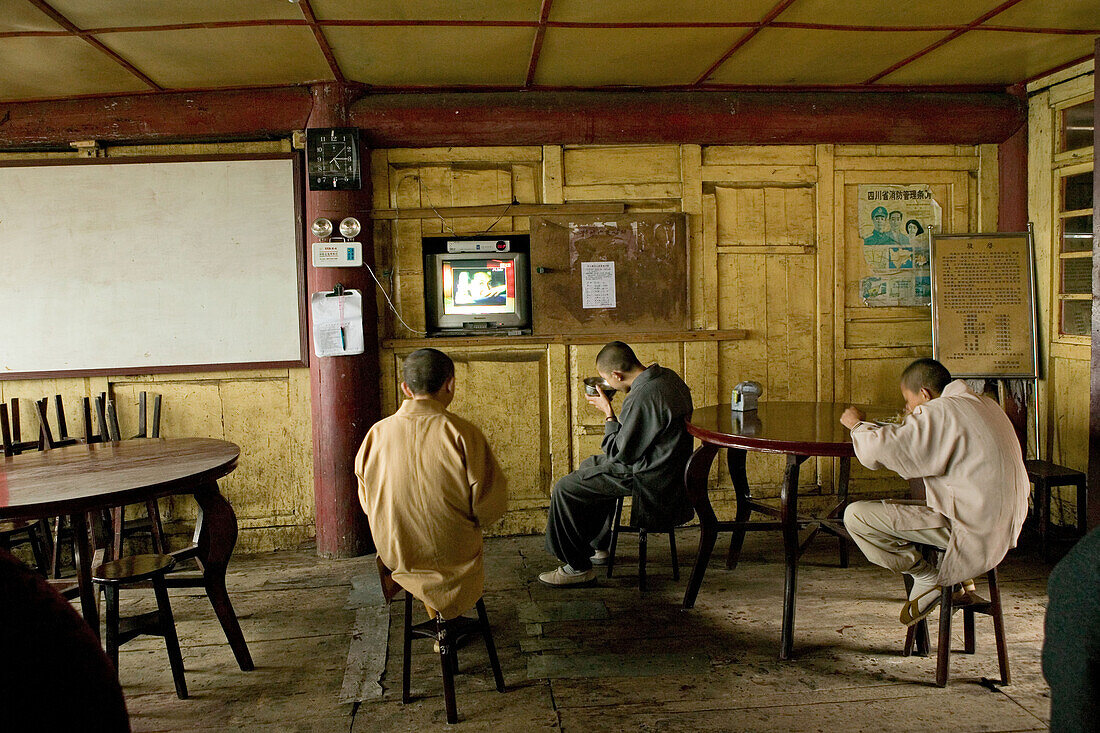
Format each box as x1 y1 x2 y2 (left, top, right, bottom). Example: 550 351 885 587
929 230 1039 379
0 153 308 379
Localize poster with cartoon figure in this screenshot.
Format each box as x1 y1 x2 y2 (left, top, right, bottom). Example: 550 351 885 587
857 184 941 306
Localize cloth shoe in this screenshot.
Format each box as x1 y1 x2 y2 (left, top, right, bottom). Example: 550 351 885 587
538 565 597 587
589 549 610 566
900 563 941 626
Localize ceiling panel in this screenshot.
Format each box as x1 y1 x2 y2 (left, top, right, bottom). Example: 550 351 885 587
881 30 1097 85
535 27 741 86
775 0 1011 27
549 0 779 24
0 37 149 102
312 0 542 22
0 2 64 32
708 28 946 85
97 27 333 88
324 26 534 86
45 0 304 28
985 0 1100 30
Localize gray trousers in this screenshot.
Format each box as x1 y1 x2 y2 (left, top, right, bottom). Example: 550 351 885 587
545 460 632 572
843 499 950 574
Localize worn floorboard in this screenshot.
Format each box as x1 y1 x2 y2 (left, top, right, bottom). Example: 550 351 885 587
114 532 1053 731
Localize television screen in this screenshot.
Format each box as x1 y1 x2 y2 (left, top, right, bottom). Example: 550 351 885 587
441 259 517 316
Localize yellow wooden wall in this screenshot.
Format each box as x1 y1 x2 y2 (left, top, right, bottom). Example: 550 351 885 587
2 137 1006 546
1027 61 1094 526
375 142 997 531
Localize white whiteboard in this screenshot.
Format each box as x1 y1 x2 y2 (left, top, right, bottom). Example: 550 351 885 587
0 156 305 377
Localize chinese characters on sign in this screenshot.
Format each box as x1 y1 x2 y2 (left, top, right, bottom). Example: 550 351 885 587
931 234 1037 378
857 184 942 307
581 261 617 309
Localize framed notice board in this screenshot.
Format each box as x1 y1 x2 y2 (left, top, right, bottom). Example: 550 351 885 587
529 214 688 335
930 231 1038 378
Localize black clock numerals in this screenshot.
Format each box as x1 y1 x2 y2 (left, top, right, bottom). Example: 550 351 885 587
306 128 361 191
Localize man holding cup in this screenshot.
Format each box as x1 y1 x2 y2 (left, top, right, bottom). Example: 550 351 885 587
539 341 694 586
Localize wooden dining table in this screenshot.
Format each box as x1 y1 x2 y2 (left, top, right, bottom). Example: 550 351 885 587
0 437 254 671
681 402 891 660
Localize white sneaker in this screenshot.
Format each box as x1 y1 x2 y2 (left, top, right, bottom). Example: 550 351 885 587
589 549 610 566
538 565 597 587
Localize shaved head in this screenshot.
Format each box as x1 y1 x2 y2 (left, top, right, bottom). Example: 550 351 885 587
596 341 643 374
403 348 454 396
900 358 951 397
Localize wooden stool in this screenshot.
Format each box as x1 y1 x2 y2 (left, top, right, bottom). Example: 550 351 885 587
1025 459 1087 561
902 567 1009 688
93 554 188 699
378 559 504 724
606 496 680 591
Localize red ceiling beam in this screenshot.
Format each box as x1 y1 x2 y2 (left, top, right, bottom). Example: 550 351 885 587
0 87 314 148
526 0 554 87
27 0 162 91
0 87 1025 149
349 90 1026 146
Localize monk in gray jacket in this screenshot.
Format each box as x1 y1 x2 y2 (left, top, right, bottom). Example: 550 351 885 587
540 341 694 586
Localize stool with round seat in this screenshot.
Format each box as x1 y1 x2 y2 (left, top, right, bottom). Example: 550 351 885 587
93 553 188 699
902 564 1009 688
606 496 683 591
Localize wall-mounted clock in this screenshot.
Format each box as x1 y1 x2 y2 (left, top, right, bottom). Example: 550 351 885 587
306 127 361 191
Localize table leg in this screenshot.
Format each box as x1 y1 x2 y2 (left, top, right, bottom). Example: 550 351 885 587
779 454 807 660
71 511 99 638
193 478 254 671
725 448 752 569
836 456 850 568
682 442 719 610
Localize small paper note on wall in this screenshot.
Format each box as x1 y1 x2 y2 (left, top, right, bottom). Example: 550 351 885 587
581 261 616 309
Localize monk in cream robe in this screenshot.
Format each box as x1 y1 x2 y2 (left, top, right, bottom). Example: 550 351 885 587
842 359 1028 624
355 348 508 620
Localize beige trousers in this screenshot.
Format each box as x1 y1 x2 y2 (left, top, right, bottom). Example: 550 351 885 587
843 499 951 575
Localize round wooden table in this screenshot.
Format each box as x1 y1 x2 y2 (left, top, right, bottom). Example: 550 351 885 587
0 437 253 671
682 402 890 660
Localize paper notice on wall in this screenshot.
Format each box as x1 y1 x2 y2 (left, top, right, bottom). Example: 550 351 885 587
310 289 365 357
581 261 616 308
857 183 941 307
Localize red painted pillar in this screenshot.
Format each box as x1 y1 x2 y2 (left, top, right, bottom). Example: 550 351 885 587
305 83 378 556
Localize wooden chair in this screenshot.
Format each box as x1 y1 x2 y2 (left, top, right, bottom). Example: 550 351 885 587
5 398 39 454
605 496 681 591
1024 459 1087 561
902 564 1010 688
93 553 188 699
35 397 79 451
378 558 505 724
107 393 168 556
1 403 53 574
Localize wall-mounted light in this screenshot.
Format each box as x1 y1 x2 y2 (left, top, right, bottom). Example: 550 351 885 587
311 217 333 239
339 217 361 239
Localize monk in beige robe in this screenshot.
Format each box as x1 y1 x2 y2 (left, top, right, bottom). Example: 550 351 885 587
841 358 1028 625
355 348 507 620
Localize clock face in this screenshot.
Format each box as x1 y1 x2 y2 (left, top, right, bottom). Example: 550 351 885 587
306 127 361 191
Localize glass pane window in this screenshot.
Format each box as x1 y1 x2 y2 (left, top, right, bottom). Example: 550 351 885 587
1062 299 1091 336
1061 214 1094 253
1060 101 1094 153
1062 257 1092 294
1062 170 1094 212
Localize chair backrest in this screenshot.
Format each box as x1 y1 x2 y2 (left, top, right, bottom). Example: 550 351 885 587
54 394 71 441
376 557 402 604
1 403 13 457
34 398 57 450
105 400 121 442
133 392 163 438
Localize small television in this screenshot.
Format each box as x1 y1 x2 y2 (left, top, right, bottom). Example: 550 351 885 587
424 250 531 335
